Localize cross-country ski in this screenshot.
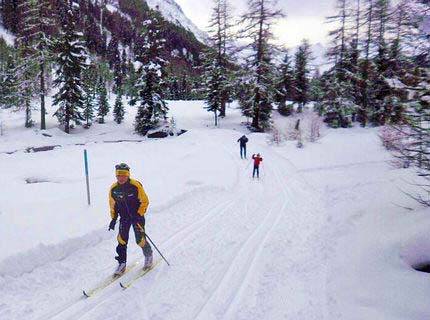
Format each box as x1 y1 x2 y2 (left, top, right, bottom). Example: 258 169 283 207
119 260 161 290
82 261 139 298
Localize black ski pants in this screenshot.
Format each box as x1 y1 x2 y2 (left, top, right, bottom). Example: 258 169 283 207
253 165 260 178
240 144 247 159
116 217 152 263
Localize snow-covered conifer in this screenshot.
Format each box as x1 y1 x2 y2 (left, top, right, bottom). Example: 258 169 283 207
134 9 168 135
52 0 88 133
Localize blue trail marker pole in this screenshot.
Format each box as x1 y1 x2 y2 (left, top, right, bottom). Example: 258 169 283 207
84 149 91 205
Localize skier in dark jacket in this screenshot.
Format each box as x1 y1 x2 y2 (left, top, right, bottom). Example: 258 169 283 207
109 163 153 275
237 135 249 159
252 153 263 179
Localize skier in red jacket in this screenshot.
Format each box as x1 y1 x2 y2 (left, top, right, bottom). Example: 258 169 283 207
252 153 263 179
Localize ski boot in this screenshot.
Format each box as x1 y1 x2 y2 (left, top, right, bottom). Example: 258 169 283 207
114 262 126 276
143 254 153 270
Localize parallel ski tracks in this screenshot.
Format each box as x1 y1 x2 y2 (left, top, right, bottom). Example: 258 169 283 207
190 161 290 320
39 193 239 320
29 139 326 320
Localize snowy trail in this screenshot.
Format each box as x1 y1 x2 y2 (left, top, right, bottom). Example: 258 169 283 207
1 128 328 320
2 100 429 320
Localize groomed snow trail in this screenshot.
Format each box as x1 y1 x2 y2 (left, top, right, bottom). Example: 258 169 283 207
0 130 328 320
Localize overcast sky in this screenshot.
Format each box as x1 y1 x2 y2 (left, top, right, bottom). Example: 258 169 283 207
175 0 336 47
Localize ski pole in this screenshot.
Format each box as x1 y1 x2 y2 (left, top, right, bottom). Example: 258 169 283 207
145 233 170 266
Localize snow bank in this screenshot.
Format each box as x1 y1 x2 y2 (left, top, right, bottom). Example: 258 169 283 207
0 229 109 278
0 100 243 270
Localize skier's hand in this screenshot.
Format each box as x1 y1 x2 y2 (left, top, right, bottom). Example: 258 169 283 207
108 219 117 231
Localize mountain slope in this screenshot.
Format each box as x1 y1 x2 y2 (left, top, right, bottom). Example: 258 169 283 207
144 0 208 43
0 0 207 75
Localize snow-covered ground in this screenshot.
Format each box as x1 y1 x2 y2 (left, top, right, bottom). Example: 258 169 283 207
0 24 15 46
0 100 429 319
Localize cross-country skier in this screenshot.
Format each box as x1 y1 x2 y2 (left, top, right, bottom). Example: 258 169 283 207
108 163 153 275
252 153 263 179
237 135 249 159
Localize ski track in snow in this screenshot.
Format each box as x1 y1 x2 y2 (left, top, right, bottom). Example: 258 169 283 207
0 129 328 320
2 100 429 320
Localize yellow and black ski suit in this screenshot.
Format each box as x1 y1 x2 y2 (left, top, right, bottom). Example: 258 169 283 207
109 178 152 263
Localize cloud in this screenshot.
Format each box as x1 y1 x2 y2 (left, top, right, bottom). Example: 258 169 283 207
175 0 335 47
274 17 330 47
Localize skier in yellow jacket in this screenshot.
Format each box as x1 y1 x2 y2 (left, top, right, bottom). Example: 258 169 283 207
109 163 153 275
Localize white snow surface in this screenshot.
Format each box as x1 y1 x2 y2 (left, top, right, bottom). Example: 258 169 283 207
0 100 429 319
0 24 15 46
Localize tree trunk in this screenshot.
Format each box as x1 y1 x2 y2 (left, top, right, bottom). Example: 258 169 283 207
219 99 226 117
40 60 46 130
65 104 70 134
252 0 265 131
25 99 32 128
252 93 260 130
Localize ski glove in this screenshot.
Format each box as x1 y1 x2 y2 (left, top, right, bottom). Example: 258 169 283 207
108 219 117 231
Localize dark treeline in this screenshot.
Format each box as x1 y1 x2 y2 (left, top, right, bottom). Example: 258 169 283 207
0 0 207 133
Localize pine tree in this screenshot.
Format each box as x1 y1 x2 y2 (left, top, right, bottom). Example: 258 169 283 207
369 0 391 125
121 48 128 78
168 75 180 100
107 35 120 69
113 57 123 95
125 58 139 105
97 76 109 123
190 75 206 100
82 62 98 128
275 51 295 115
319 72 357 127
399 67 430 206
218 0 234 117
357 0 376 127
52 0 88 134
321 0 357 126
235 69 254 121
14 45 38 128
294 39 313 113
203 0 234 124
83 87 96 128
387 1 407 76
390 1 430 205
309 69 325 109
134 9 168 135
239 0 284 131
17 0 56 130
1 0 19 33
180 74 190 100
204 54 223 125
343 0 363 119
113 87 125 124
0 51 20 109
326 0 351 75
